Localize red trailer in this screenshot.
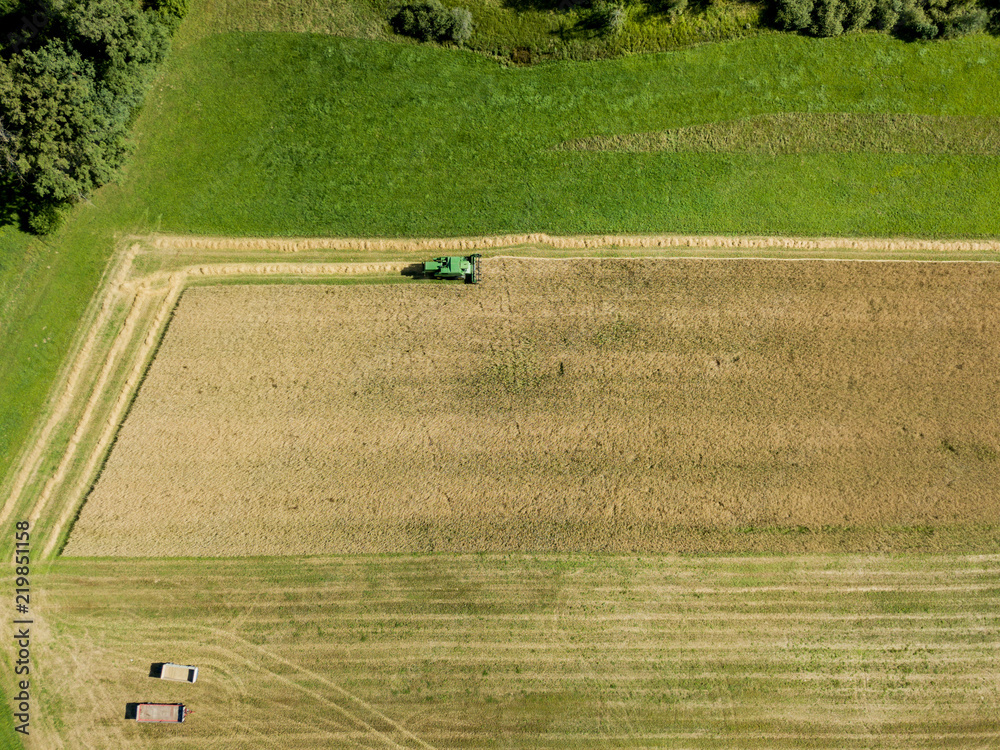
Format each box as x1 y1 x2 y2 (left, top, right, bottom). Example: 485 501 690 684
135 703 187 723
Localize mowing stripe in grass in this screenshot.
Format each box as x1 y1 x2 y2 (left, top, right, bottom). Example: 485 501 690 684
555 113 1000 155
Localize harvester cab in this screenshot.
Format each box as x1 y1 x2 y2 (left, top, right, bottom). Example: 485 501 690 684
423 254 481 284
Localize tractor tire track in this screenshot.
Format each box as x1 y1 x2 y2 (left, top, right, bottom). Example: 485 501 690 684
200 625 440 750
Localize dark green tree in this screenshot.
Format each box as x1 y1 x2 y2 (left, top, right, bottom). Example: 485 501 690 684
0 41 119 203
843 0 876 29
938 6 987 35
896 1 938 36
923 0 988 34
0 0 175 232
870 0 902 29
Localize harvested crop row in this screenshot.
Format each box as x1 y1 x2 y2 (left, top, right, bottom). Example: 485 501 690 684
63 258 1000 556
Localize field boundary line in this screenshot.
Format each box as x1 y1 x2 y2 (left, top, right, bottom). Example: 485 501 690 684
493 254 1000 264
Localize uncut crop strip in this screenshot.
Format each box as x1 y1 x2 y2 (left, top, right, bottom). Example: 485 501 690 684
35 554 1000 749
553 113 1000 155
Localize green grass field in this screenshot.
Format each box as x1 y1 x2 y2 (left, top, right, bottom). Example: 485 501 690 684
0 224 116 497
131 32 1000 238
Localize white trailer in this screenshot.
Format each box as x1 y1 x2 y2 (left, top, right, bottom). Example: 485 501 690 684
156 663 198 683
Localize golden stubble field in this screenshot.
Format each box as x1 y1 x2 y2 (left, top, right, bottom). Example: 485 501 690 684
63 258 1000 556
31 554 1000 750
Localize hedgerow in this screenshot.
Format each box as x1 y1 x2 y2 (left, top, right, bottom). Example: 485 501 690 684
771 0 991 38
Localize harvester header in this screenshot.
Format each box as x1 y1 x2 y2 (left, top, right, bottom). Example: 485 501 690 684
423 254 481 284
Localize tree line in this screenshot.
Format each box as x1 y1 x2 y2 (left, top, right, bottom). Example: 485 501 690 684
771 0 996 39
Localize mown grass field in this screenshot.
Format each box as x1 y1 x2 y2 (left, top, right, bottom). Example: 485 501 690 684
30 554 1000 748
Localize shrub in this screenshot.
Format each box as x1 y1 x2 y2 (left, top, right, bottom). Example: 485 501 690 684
23 201 65 235
810 0 847 34
870 0 902 28
662 0 688 16
391 0 474 43
843 0 876 28
774 0 815 29
149 0 189 31
450 6 473 43
583 1 622 32
393 1 451 41
938 5 987 34
608 3 627 30
769 0 989 36
896 1 938 36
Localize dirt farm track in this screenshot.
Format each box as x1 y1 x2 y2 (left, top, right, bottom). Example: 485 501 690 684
62 255 1000 557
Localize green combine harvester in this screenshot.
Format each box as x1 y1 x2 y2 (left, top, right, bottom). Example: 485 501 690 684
422 254 482 284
